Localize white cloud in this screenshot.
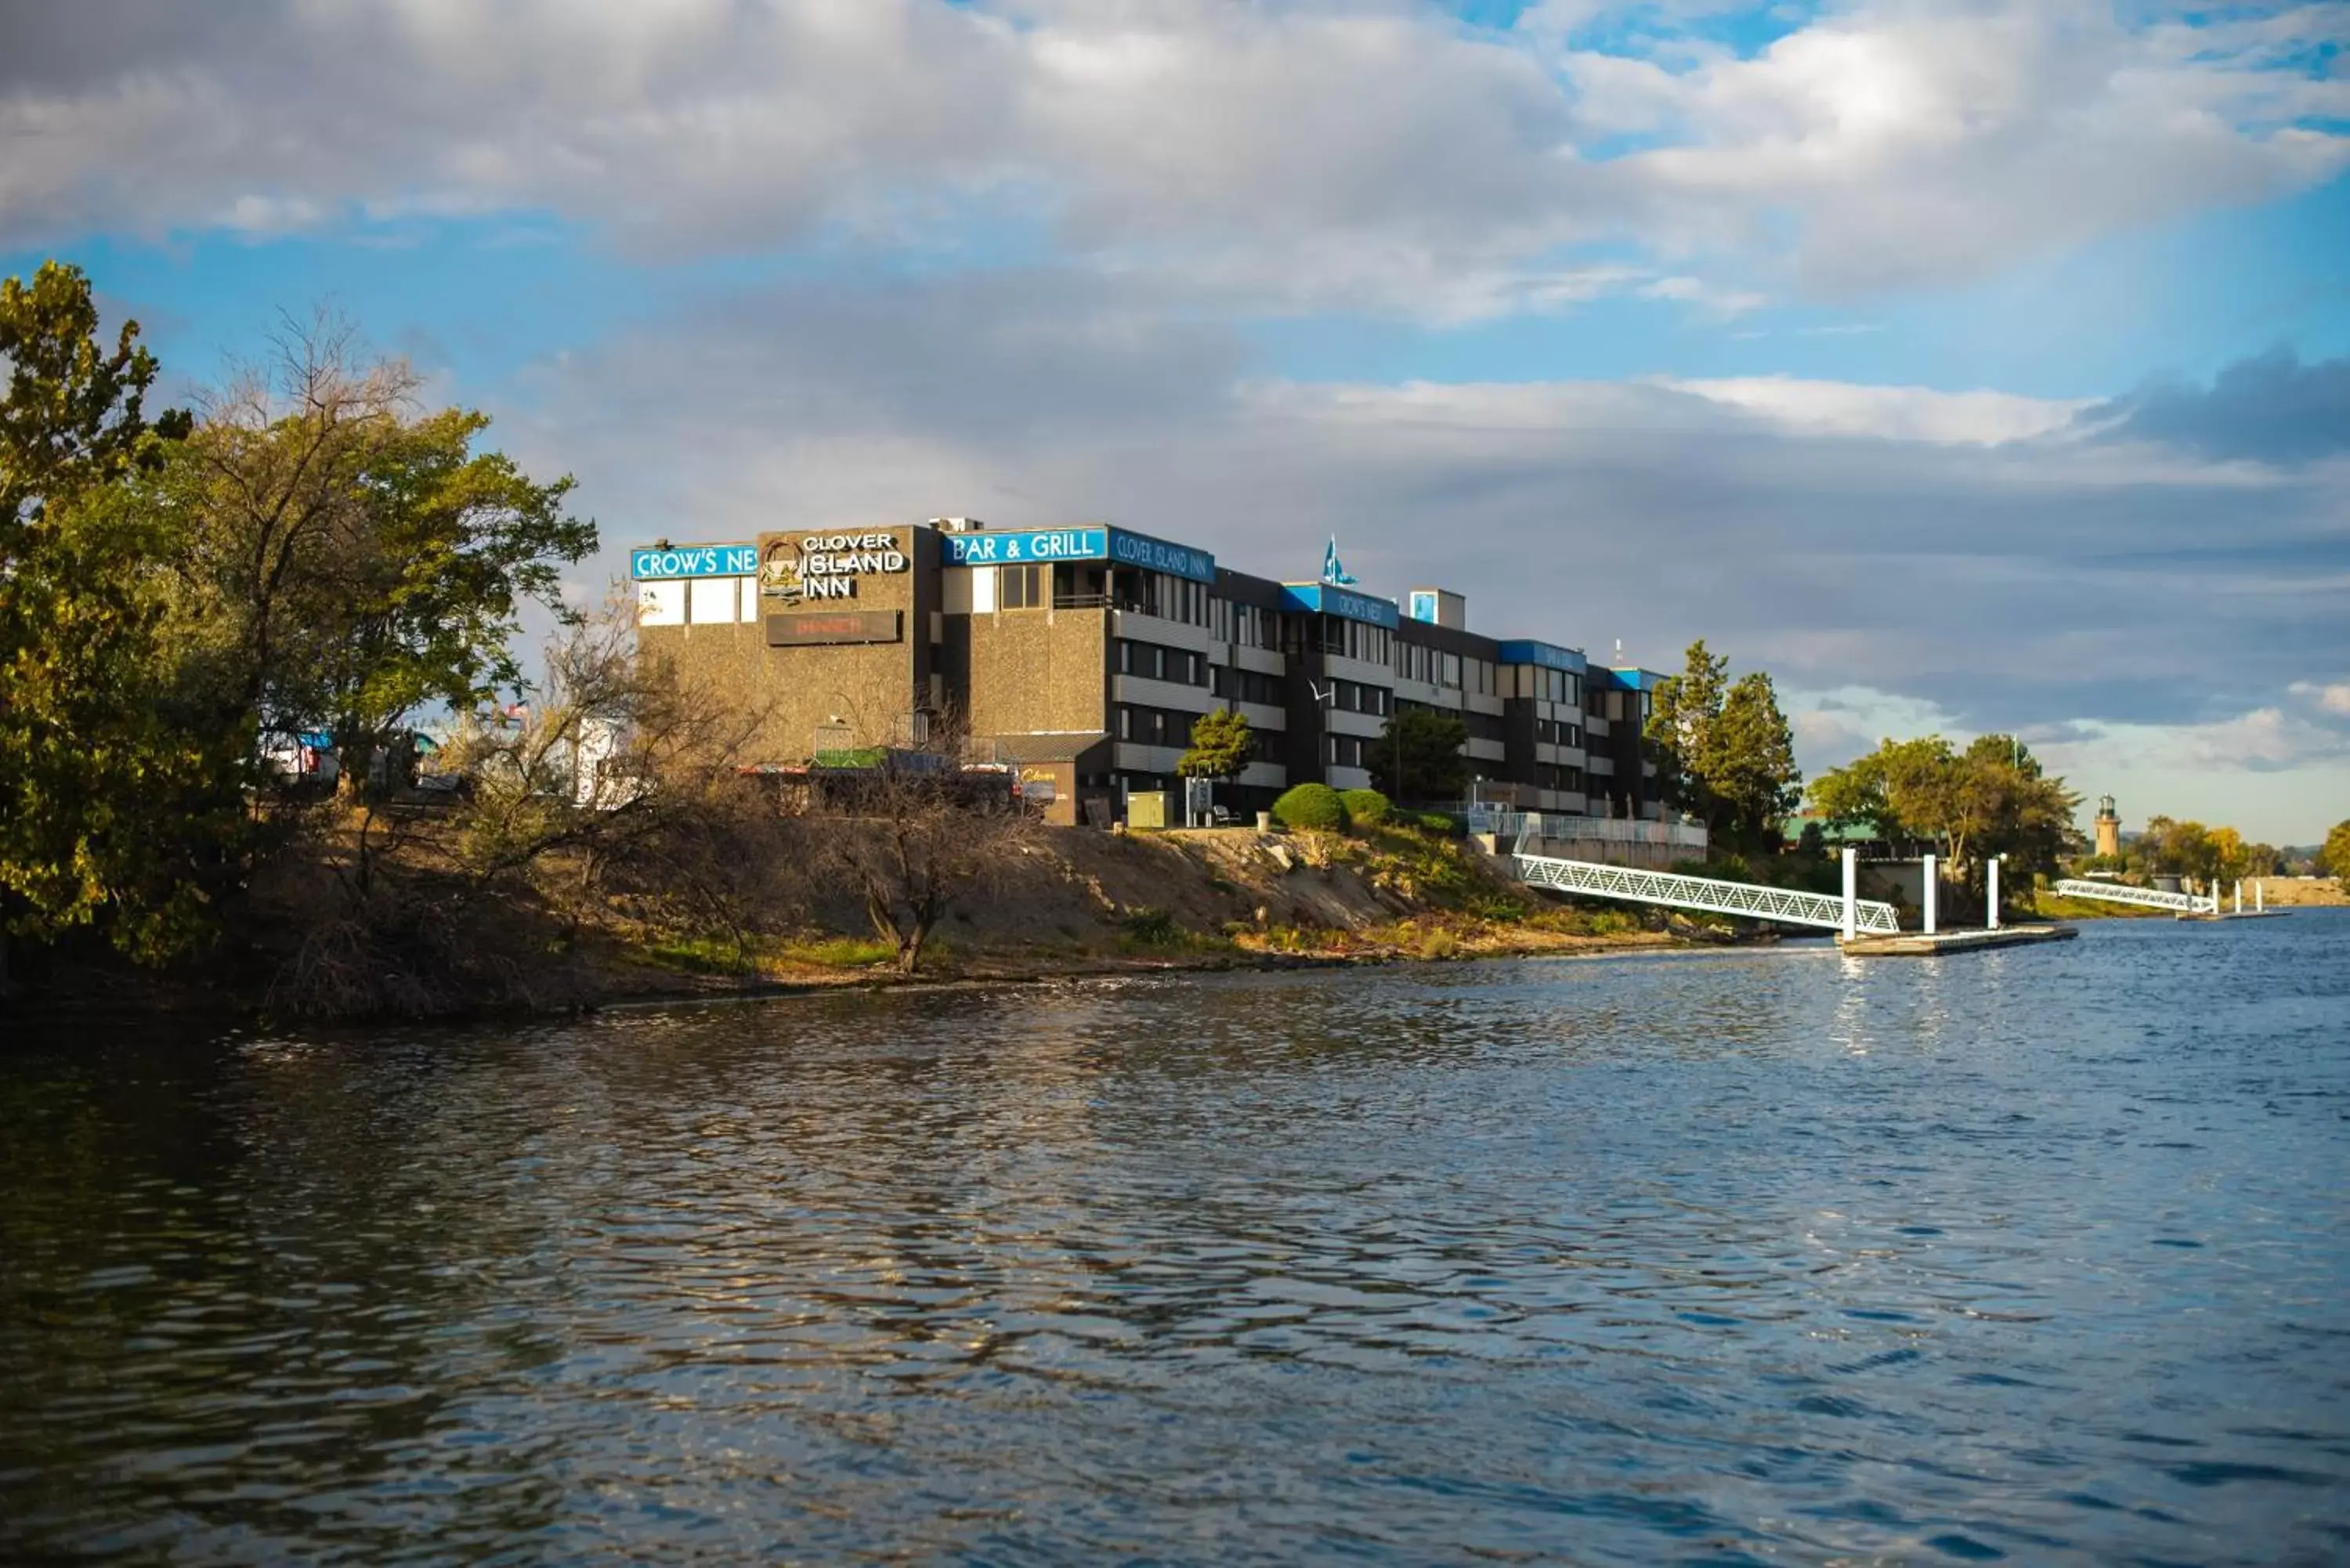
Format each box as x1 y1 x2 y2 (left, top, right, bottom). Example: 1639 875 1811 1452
2 0 2342 313
2290 680 2350 718
1655 375 2092 444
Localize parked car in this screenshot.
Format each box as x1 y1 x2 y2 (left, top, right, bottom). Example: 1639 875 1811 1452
258 730 339 789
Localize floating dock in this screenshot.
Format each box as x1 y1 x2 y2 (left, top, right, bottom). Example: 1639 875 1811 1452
1840 923 2077 957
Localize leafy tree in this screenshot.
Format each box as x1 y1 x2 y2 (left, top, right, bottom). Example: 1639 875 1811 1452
1807 732 2077 886
0 262 230 961
1177 708 1253 785
164 319 594 797
1706 672 1802 846
2319 819 2350 887
1366 708 1468 805
1646 641 1801 849
1643 638 1726 819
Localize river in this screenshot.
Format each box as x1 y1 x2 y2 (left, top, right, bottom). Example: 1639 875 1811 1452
3 912 2347 1563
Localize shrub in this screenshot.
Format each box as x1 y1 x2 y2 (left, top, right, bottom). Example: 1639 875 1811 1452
1272 783 1350 833
1121 906 1180 946
1417 811 1462 836
1339 789 1391 829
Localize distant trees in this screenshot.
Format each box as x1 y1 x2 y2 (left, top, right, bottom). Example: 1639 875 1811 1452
1644 639 1801 850
2134 817 2286 883
1808 733 2079 883
2322 820 2350 887
1367 708 1469 805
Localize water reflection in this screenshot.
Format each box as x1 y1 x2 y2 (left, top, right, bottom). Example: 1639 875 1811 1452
4 914 2349 1563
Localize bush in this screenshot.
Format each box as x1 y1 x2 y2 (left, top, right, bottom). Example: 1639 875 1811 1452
1417 811 1462 836
1272 783 1349 833
1340 789 1391 829
1121 906 1180 946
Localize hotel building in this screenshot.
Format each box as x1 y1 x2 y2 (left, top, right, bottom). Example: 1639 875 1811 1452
631 519 1665 827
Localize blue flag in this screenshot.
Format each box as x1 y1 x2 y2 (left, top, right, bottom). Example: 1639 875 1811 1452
1321 535 1357 587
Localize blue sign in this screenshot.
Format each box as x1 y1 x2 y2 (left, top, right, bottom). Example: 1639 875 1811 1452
1408 591 1439 624
941 526 1218 584
1496 639 1586 673
1280 583 1401 628
941 527 1108 568
631 543 758 580
1107 528 1216 584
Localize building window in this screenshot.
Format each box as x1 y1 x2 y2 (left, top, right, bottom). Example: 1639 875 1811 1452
1000 564 1043 609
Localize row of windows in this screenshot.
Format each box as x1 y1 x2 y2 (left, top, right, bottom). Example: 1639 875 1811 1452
1212 666 1284 706
1329 679 1390 717
1117 638 1207 687
1117 704 1202 749
1537 764 1587 792
1535 717 1585 749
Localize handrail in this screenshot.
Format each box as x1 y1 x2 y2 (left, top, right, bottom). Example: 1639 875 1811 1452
2052 879 2218 915
1513 853 1899 934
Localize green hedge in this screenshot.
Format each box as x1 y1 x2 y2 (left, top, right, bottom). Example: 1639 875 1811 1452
1271 782 1349 833
1417 811 1462 836
1339 788 1391 829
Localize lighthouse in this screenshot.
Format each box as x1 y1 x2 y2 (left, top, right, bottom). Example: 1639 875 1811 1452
2094 795 2121 859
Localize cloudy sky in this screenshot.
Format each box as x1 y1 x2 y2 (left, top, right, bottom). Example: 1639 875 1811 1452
5 0 2346 840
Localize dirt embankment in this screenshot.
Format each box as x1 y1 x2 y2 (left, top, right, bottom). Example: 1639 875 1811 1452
2 821 1693 1026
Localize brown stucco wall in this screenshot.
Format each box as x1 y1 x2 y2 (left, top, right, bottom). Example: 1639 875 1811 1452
964 606 1108 739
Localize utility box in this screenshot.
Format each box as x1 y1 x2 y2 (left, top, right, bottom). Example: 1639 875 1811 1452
1126 789 1170 829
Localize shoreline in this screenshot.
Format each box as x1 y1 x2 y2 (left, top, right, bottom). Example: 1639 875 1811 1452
0 925 1703 1035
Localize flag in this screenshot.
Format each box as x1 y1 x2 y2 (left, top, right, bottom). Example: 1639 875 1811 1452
1321 534 1357 587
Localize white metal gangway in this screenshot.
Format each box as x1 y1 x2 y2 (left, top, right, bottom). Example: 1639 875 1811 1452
1513 854 1900 934
2052 880 2218 916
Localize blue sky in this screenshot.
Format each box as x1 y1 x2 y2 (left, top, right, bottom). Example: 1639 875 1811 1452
5 0 2348 840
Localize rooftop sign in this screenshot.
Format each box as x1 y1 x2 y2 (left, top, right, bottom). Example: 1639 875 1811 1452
631 543 758 580
942 526 1217 584
1496 639 1587 673
1279 583 1401 629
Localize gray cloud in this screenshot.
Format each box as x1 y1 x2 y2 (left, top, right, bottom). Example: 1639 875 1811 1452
505 267 2350 739
2 0 2341 311
2086 349 2350 464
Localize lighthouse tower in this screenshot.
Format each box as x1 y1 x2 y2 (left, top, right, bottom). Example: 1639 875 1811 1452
2094 794 2121 859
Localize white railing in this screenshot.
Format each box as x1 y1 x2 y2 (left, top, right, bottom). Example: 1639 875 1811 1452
1514 854 1897 934
2053 880 2218 915
1466 808 1706 851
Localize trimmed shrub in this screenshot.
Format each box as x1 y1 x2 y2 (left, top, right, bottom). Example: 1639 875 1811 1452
1418 810 1462 836
1271 782 1349 833
1339 788 1391 829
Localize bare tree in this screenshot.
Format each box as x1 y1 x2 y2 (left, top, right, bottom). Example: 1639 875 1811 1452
446 584 775 910
807 677 1037 975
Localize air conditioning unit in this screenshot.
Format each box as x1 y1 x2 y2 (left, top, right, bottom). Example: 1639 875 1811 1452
930 517 985 533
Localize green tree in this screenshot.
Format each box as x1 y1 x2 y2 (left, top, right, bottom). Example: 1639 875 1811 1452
0 262 231 961
1643 638 1726 822
1647 641 1802 849
1366 707 1468 805
2317 819 2350 887
165 323 594 801
1177 708 1253 786
1807 732 2077 886
1705 672 1802 846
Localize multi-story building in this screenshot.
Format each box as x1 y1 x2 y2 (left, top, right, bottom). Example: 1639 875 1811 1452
629 519 1665 826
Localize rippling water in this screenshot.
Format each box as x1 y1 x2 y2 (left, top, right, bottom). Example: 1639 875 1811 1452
4 912 2348 1563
